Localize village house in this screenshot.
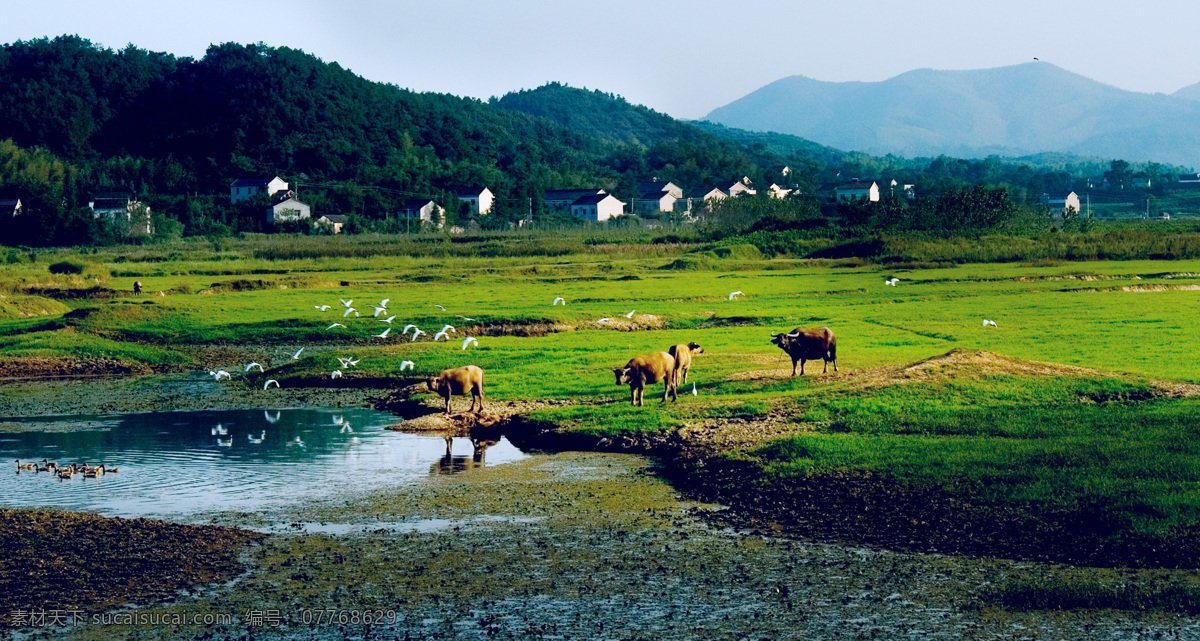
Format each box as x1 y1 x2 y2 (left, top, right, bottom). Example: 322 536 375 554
1043 192 1081 217
544 188 606 211
90 192 153 236
571 193 626 222
0 198 21 217
688 186 727 206
315 214 347 234
637 181 683 199
835 180 880 202
265 192 311 224
398 199 444 227
767 183 792 199
231 176 289 204
716 178 755 198
634 181 688 214
454 187 494 216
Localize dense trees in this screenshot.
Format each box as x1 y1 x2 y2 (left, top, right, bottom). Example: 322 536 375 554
0 36 1187 247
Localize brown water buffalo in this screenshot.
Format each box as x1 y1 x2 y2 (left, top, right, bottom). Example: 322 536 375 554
613 352 677 406
427 365 485 415
667 342 703 386
771 326 837 376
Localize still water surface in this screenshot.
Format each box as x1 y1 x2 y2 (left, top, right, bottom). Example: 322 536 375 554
0 408 525 520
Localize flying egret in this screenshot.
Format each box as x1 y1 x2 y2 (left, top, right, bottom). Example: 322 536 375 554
457 315 475 322
553 297 566 306
327 323 346 330
212 423 228 436
433 304 446 311
292 348 305 360
983 319 998 327
343 307 358 318
379 315 396 324
728 291 744 300
331 370 343 379
440 324 456 334
433 330 450 341
462 336 478 350
380 298 390 308
597 317 612 324
263 379 280 390
315 305 331 311
402 324 418 335
341 299 353 307
625 310 636 318
372 306 388 317
374 327 391 339
209 370 231 381
400 360 415 371
410 328 426 341
245 362 264 372
886 278 899 286
346 358 359 367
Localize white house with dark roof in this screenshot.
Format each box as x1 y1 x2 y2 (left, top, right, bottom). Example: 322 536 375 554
90 192 153 236
571 193 625 221
635 190 681 215
1043 192 1081 217
453 187 494 215
835 180 880 202
315 214 347 234
637 181 683 199
0 198 21 217
713 179 755 198
544 188 606 211
398 199 444 227
266 192 311 224
231 176 288 204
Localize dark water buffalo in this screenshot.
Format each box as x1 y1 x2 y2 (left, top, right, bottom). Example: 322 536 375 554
613 352 677 406
771 327 837 376
428 365 485 415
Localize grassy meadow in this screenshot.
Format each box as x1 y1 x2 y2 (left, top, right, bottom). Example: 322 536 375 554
4 235 1200 564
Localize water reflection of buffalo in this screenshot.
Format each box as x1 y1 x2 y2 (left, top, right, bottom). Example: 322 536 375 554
430 426 503 475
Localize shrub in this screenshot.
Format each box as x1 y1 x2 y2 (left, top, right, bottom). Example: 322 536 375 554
48 261 85 275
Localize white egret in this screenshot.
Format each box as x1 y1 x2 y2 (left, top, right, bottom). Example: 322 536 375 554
433 304 446 311
402 324 418 335
692 382 698 396
263 379 280 390
374 328 391 339
343 307 358 318
346 358 359 367
552 297 565 305
212 423 228 436
372 306 387 317
315 305 332 311
433 330 450 341
400 360 415 371
728 291 744 300
327 323 345 330
625 310 636 318
440 324 456 334
457 315 475 322
292 348 304 360
410 328 426 341
597 317 612 324
341 299 353 307
245 362 264 372
331 370 343 379
379 315 396 324
983 319 998 327
462 336 478 350
209 370 231 381
248 431 265 444
380 298 391 308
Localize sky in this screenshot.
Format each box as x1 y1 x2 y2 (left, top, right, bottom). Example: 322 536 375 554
5 0 1200 120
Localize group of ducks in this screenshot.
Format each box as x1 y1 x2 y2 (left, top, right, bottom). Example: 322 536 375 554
16 459 119 479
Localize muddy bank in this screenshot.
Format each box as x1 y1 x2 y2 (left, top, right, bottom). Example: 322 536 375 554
0 508 262 628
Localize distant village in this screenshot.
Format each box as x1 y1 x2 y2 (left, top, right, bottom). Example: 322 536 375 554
1 166 1179 237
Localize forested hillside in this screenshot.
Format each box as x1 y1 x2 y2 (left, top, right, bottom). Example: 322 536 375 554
0 36 1189 247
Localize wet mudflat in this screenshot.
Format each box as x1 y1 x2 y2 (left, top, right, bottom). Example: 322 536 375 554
8 451 1198 641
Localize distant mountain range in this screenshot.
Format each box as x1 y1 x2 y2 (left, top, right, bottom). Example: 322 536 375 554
703 62 1200 168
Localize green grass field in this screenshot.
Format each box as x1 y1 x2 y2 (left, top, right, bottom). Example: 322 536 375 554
4 237 1200 564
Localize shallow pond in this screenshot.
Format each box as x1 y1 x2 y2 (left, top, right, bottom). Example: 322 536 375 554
0 408 526 520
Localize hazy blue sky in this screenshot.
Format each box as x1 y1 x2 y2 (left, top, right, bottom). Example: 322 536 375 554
5 0 1200 119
